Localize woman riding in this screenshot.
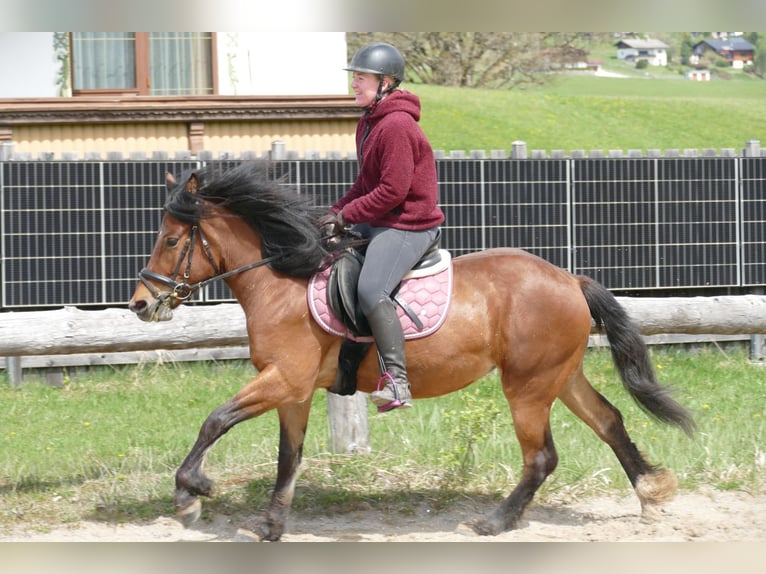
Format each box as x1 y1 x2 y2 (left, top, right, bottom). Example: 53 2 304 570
320 42 445 412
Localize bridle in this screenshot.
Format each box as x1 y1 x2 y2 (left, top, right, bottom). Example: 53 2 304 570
138 221 278 305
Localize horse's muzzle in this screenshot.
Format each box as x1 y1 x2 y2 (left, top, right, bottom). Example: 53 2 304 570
128 295 175 322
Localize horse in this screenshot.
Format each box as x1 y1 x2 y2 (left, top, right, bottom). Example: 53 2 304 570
128 160 695 541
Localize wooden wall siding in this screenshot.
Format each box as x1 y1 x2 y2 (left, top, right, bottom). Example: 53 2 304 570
8 120 358 158
204 120 357 157
0 95 359 159
10 123 188 157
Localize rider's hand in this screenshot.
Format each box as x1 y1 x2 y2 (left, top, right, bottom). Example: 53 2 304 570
318 212 338 228
319 211 347 240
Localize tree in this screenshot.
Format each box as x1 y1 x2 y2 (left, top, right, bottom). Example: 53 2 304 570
746 32 766 78
346 32 603 89
679 33 695 66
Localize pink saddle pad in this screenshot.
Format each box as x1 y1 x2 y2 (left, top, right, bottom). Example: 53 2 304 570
307 259 453 342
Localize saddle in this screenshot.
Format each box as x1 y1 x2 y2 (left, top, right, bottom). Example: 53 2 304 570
307 232 453 342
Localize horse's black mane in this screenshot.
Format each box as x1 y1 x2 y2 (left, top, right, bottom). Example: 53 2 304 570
164 160 337 278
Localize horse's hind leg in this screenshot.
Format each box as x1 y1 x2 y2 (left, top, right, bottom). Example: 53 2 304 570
558 368 677 521
468 400 559 535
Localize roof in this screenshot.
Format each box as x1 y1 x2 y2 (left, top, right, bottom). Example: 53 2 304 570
615 39 670 50
694 38 755 52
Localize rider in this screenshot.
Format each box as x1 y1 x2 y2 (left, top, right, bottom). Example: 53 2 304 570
320 42 445 412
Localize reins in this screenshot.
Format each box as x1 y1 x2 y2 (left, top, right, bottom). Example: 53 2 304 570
140 212 365 307
138 223 278 304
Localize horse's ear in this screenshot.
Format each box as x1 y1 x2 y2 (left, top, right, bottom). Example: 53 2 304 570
185 173 200 195
165 172 176 190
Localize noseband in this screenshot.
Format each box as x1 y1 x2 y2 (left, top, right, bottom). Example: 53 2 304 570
138 223 278 305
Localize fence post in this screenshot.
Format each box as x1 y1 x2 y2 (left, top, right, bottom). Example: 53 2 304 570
326 393 370 454
5 357 22 388
0 142 13 161
744 139 761 157
744 141 764 363
751 329 765 364
271 140 286 161
749 289 765 364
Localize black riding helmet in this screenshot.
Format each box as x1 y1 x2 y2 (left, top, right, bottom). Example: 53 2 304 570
344 42 405 105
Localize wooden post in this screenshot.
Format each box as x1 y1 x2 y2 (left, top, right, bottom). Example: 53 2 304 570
749 287 765 364
326 393 370 454
743 142 764 365
45 368 65 388
751 334 765 364
5 357 22 388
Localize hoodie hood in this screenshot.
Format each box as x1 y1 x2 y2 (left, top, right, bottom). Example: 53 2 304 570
367 89 422 123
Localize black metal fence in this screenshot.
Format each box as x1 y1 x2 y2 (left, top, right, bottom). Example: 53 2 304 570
1 156 765 309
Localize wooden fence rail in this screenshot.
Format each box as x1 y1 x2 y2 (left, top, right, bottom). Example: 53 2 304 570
2 296 766 358
3 296 765 453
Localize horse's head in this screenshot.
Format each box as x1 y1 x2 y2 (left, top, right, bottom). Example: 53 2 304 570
128 171 223 322
129 160 337 322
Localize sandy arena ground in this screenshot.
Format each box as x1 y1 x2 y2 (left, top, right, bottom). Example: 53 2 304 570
4 487 765 542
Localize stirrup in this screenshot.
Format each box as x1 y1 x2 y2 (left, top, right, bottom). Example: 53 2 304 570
371 372 412 413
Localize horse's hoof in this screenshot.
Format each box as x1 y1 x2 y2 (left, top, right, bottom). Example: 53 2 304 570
176 498 202 526
464 517 502 536
636 469 675 524
233 528 262 542
636 470 677 505
639 503 663 524
241 514 283 542
455 522 480 537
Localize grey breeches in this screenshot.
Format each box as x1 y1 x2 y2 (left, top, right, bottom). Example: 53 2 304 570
355 225 441 316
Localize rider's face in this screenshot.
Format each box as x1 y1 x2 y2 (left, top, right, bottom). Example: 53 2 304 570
350 72 387 108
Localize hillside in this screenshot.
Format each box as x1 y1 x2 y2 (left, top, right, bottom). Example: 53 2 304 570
413 74 766 153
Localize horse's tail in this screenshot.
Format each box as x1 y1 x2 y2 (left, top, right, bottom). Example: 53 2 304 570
579 276 696 436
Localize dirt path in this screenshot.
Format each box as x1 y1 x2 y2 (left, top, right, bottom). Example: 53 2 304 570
4 487 765 542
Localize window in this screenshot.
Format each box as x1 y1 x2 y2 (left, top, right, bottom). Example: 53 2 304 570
71 32 216 96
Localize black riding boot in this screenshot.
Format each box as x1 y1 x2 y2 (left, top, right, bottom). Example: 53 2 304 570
329 339 372 396
366 299 413 412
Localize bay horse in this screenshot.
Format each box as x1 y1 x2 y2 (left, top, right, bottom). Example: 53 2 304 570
128 160 695 541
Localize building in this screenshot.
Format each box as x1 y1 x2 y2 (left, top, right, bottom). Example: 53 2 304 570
0 32 360 159
685 69 711 81
691 38 755 69
615 38 670 66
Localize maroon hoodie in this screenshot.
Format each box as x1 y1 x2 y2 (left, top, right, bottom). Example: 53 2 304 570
331 90 445 230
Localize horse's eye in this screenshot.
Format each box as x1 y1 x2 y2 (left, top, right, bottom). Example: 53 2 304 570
166 237 179 248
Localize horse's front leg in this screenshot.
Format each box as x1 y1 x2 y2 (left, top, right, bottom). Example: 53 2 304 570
173 364 312 531
174 398 244 525
241 400 312 541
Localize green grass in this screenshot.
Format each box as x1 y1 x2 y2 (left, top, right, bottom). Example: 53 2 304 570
413 75 766 153
1 345 764 532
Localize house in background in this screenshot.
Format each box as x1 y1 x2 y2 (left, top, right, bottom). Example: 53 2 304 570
0 32 349 98
614 38 670 66
691 37 755 69
0 32 359 159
